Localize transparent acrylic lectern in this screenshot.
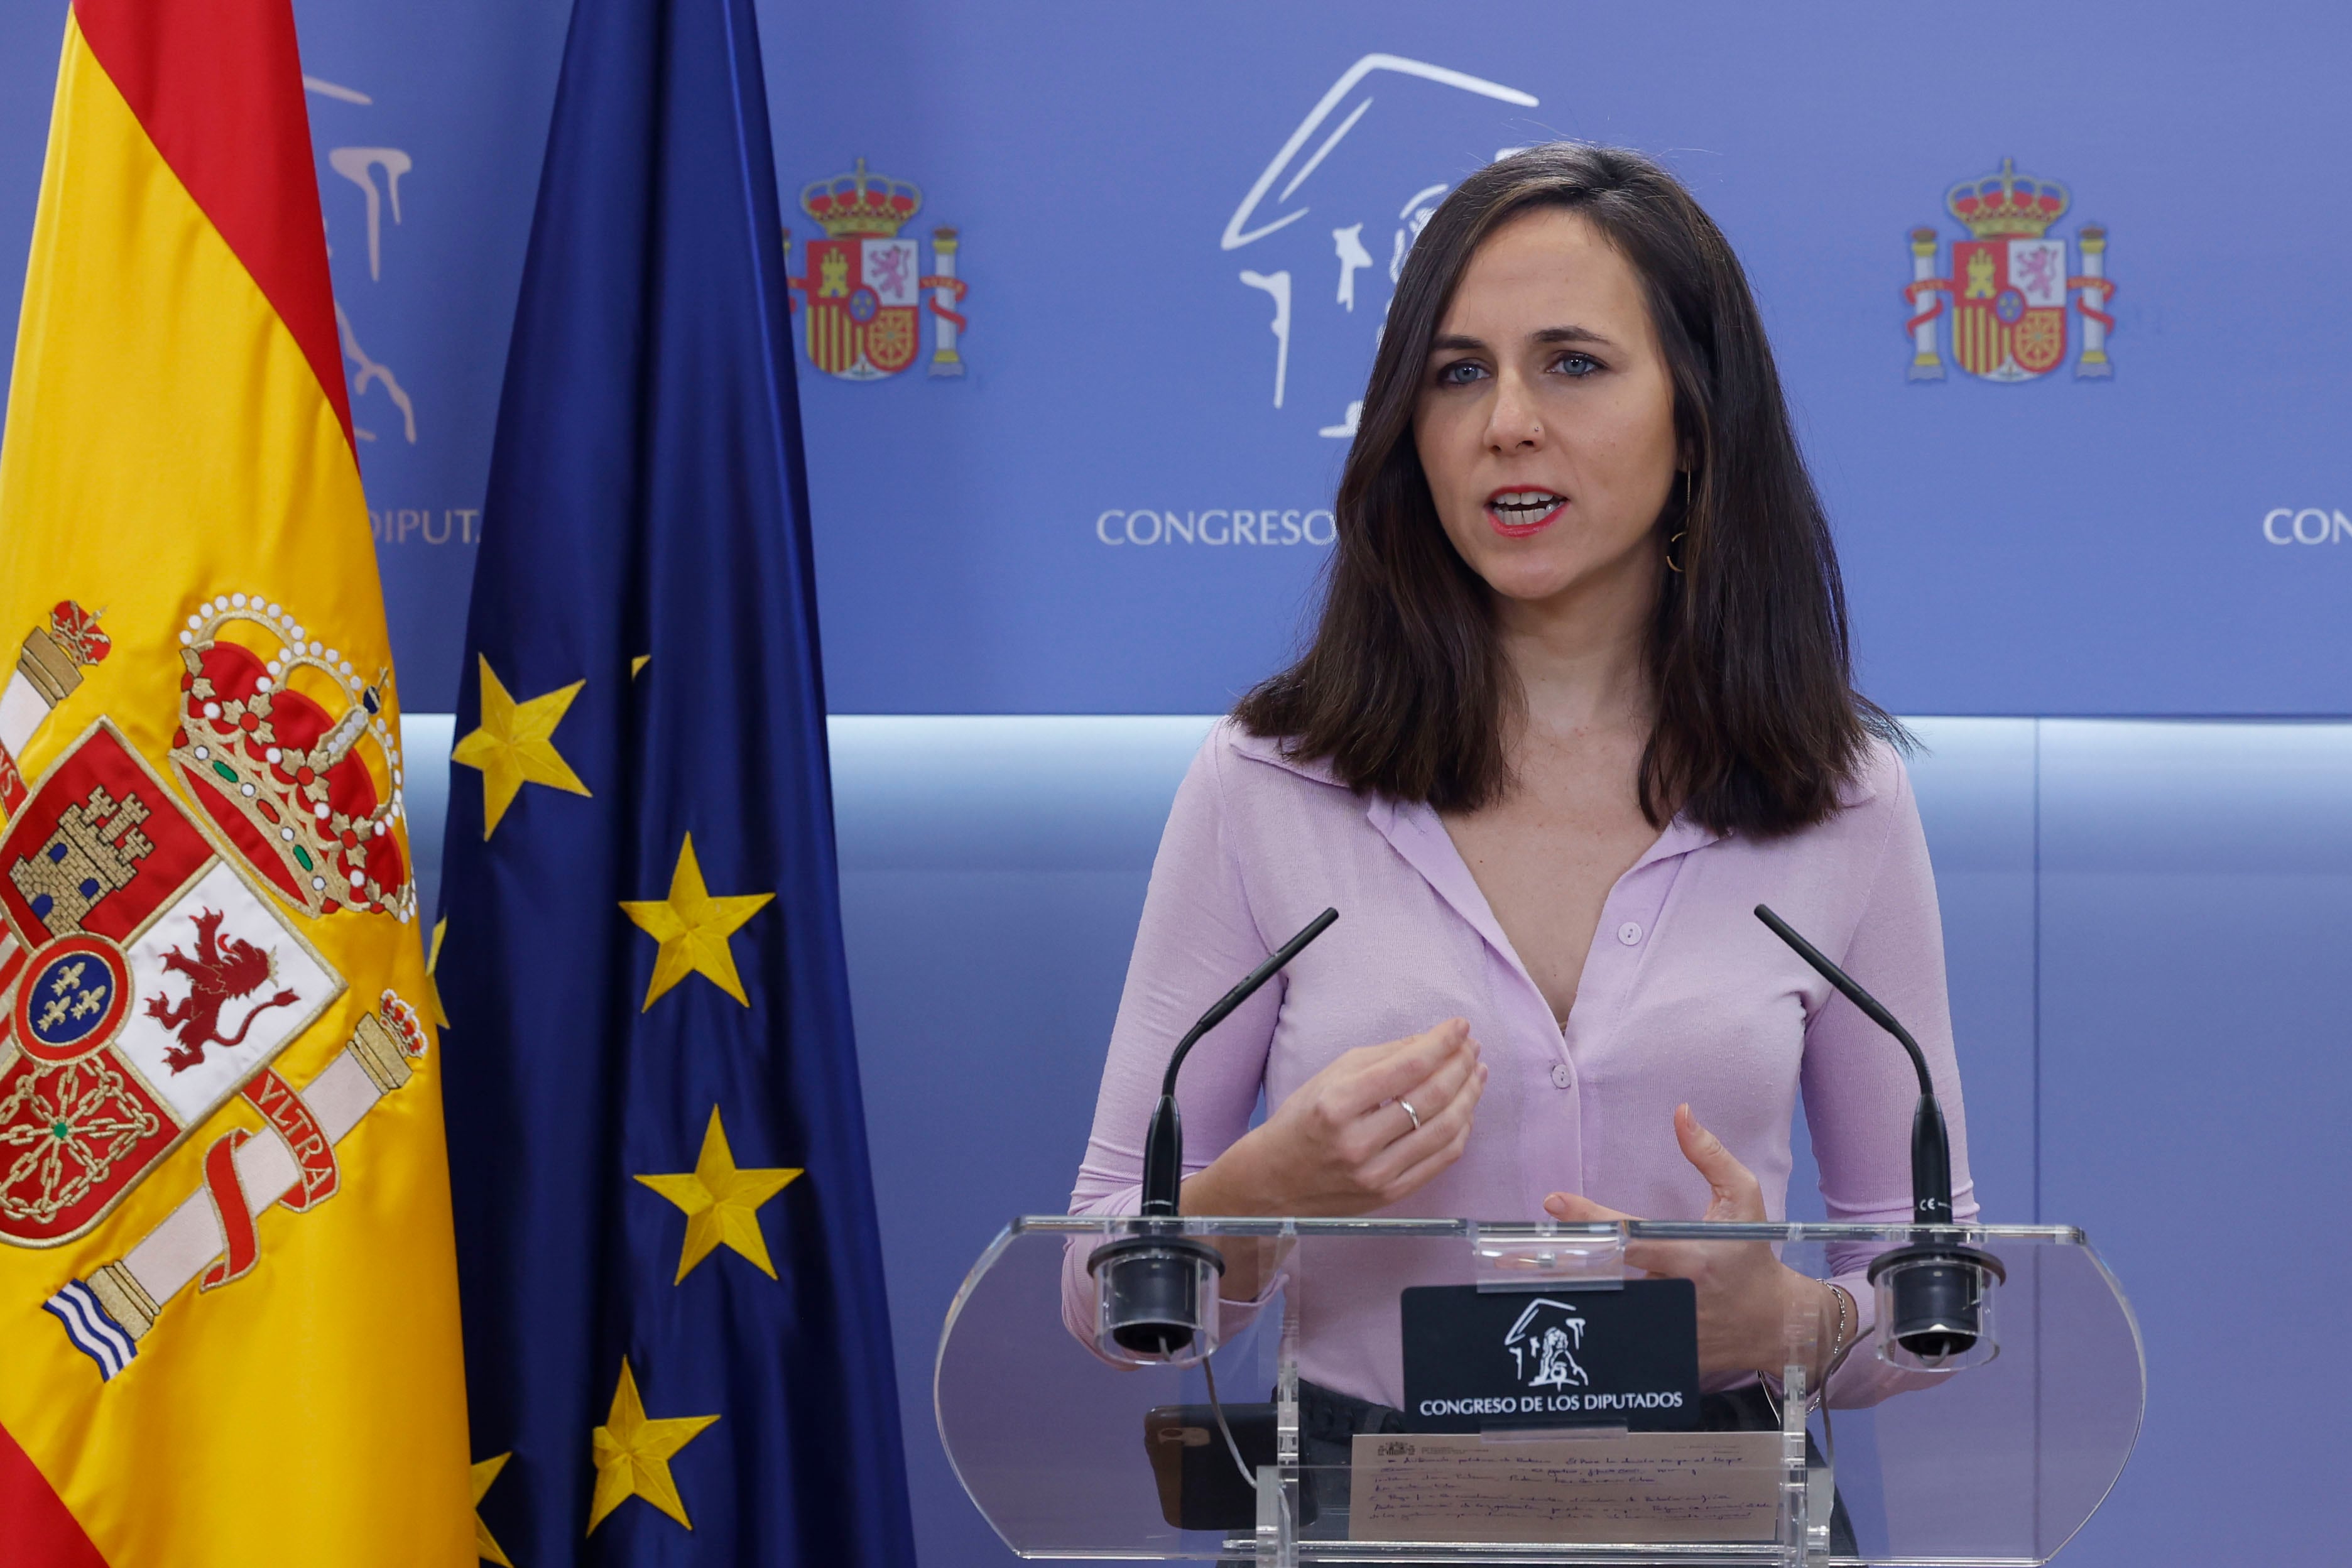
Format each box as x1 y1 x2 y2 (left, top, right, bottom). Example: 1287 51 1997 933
936 1218 2143 1567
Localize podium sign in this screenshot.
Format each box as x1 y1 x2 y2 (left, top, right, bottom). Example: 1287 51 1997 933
1400 1280 1702 1433
935 1217 2143 1567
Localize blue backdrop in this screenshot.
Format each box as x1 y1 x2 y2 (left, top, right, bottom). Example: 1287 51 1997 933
4 4 2350 1565
1 1 2346 714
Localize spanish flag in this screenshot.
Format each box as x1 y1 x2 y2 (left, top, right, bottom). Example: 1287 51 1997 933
0 2 472 1563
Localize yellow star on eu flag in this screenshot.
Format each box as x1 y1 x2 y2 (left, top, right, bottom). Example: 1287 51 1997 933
588 1358 719 1534
471 1452 514 1566
619 833 773 1010
636 1106 803 1283
451 654 591 837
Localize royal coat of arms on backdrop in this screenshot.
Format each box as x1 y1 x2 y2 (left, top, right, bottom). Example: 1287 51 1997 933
787 156 969 381
1903 158 2118 382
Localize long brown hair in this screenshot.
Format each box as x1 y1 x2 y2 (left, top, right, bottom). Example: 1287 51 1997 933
1234 143 1899 836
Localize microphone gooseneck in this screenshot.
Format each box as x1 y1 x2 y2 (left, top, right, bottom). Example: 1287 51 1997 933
1752 905 1933 1099
1091 907 1339 1361
1753 903 1949 1226
1139 906 1338 1216
1754 903 2003 1368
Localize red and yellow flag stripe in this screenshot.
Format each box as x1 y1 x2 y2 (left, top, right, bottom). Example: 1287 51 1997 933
0 2 471 1563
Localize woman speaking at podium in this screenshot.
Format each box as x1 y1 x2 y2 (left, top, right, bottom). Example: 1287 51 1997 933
1071 144 1975 1450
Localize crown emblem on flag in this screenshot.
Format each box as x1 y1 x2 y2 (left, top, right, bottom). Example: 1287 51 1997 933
165 597 416 921
799 157 923 238
1945 158 2071 239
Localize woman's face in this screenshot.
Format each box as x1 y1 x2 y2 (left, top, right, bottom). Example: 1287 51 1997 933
1412 207 1680 611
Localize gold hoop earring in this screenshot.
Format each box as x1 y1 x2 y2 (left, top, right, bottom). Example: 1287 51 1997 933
1665 469 1693 574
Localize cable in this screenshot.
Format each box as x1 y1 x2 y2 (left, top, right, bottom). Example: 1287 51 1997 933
1201 1354 1255 1490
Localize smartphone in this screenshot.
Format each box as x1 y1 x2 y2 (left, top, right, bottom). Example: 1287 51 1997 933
1141 1403 1320 1532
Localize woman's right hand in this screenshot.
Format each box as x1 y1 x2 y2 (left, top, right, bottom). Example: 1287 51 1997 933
1180 1018 1487 1217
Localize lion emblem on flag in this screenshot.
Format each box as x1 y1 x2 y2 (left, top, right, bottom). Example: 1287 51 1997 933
144 906 300 1074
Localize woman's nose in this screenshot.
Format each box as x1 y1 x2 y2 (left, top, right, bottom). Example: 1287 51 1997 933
1484 371 1545 452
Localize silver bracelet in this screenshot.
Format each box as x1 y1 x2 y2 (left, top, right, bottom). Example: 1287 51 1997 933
1756 1280 1856 1424
1822 1282 1856 1386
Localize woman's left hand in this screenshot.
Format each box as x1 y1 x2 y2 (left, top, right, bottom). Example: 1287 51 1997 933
1542 1104 1831 1378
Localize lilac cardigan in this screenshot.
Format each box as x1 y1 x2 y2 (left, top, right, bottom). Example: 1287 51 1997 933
1071 721 1976 1407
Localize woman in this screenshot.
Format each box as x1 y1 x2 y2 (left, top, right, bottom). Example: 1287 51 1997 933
1072 144 1974 1461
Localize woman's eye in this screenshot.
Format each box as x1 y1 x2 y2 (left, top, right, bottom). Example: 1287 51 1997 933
1437 360 1488 386
1554 353 1601 377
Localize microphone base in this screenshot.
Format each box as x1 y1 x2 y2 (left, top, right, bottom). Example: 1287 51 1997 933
1868 1243 2006 1371
1087 1233 1226 1366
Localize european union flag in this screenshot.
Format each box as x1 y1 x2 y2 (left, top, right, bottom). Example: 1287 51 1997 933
434 0 917 1563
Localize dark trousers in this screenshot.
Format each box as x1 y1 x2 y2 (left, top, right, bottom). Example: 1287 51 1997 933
1297 1379 1858 1557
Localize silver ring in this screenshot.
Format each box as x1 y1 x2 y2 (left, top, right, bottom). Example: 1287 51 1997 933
1399 1098 1422 1133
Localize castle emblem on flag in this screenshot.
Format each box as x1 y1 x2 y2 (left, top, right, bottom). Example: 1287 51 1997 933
787 156 968 380
1903 158 2117 382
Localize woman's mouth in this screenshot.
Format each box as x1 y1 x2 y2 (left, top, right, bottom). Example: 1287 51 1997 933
1485 489 1565 538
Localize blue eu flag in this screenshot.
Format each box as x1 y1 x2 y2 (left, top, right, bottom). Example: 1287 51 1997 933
434 0 917 1562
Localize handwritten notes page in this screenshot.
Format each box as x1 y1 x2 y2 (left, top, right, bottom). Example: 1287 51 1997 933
1346 1430 1782 1545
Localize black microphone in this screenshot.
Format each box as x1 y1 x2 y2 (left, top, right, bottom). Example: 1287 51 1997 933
1087 907 1338 1361
1140 906 1338 1216
1753 904 2005 1368
1754 903 1952 1226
